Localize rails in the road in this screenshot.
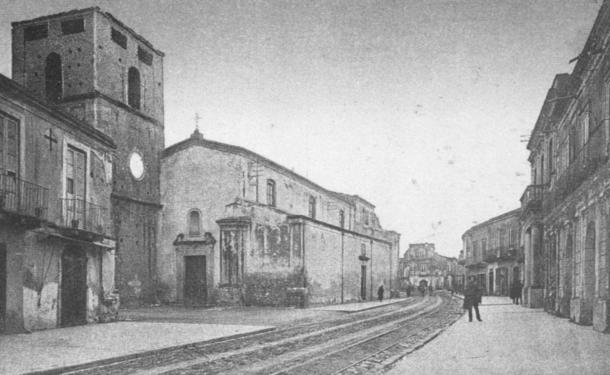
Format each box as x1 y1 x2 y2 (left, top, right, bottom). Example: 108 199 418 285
64 294 461 375
260 295 445 375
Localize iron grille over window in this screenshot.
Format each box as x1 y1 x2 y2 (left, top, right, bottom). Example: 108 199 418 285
24 24 48 41
111 28 127 49
61 18 84 35
138 46 153 66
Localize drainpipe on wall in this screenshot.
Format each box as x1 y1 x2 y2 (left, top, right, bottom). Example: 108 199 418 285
341 232 345 303
389 243 392 299
301 223 306 288
370 239 373 300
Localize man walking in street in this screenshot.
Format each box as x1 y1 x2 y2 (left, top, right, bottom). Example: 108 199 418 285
463 280 482 322
515 280 523 305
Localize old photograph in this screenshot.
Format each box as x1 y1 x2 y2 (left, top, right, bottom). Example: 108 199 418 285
0 1 609 374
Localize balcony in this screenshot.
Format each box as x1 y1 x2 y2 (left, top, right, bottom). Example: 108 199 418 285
544 125 607 212
484 248 498 263
57 198 110 237
485 246 521 262
0 173 48 221
520 184 544 213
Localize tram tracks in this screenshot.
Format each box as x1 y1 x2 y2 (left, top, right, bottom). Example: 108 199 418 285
67 294 461 375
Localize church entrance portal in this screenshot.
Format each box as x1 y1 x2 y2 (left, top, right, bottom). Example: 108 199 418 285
184 256 207 306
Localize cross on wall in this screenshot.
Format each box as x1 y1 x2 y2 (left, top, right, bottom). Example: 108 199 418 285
44 128 58 151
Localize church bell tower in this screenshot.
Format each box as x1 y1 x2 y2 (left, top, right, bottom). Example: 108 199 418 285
12 7 165 304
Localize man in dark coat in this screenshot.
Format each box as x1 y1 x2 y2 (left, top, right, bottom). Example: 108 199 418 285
377 283 385 302
510 281 517 304
515 280 523 305
463 280 483 322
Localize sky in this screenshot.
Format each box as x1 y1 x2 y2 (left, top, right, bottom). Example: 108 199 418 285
0 0 603 257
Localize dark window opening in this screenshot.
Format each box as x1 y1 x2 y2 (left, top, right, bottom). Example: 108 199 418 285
24 24 48 41
548 139 554 175
339 209 345 228
45 53 63 102
111 28 127 49
128 67 141 110
61 18 84 35
138 46 153 66
308 196 316 219
266 179 276 207
66 178 74 194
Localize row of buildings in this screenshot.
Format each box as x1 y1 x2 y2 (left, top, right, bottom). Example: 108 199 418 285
462 0 610 333
0 8 400 333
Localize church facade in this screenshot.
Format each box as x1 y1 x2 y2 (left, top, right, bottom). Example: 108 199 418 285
158 130 401 306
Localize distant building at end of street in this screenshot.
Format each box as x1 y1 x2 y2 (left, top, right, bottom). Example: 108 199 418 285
398 243 461 292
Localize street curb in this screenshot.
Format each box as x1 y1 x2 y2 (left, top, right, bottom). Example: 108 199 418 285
24 326 276 375
312 297 412 314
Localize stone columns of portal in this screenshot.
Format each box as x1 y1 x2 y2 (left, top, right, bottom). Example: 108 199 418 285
525 223 544 308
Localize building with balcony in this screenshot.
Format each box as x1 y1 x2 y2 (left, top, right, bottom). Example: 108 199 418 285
462 209 523 296
0 74 116 333
158 129 400 306
521 0 610 332
398 243 459 291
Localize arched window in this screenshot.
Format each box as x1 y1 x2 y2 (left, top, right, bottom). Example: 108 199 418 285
188 210 201 236
266 179 276 207
45 53 62 102
128 67 141 110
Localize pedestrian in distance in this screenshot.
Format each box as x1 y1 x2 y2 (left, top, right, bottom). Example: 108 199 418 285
377 283 384 302
510 280 517 304
515 280 523 305
463 280 483 322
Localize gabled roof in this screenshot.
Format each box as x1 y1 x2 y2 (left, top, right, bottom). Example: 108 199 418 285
0 73 116 149
163 129 367 207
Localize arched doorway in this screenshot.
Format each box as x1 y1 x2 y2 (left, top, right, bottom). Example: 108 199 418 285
45 53 62 102
128 67 141 109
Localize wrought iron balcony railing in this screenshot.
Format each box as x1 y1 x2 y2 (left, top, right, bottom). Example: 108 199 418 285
0 173 48 220
485 246 521 262
520 184 544 213
544 125 607 212
58 198 109 235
